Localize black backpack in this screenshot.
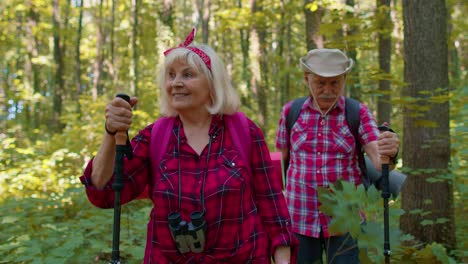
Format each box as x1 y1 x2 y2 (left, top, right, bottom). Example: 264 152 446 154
285 96 370 187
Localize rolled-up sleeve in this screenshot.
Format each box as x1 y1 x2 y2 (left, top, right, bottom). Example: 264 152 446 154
275 101 293 150
79 125 153 208
249 119 298 255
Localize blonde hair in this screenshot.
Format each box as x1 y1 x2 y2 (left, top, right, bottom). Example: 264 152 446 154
158 44 240 116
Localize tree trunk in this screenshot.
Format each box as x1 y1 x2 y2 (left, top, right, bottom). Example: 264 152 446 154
238 0 252 108
447 1 460 84
250 0 268 131
376 0 392 124
26 2 41 132
344 0 361 100
130 0 139 98
401 0 455 251
159 0 174 30
0 65 8 132
110 0 115 65
75 0 84 99
278 0 291 105
52 0 64 131
92 0 104 101
107 0 119 88
196 0 210 43
304 0 323 50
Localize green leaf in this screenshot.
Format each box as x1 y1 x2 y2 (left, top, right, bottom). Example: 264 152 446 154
420 219 434 226
435 217 450 224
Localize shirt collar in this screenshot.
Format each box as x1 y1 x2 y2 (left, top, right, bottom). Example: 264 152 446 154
306 95 346 113
175 114 223 139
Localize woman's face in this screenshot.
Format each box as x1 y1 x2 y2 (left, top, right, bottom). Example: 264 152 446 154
165 59 211 115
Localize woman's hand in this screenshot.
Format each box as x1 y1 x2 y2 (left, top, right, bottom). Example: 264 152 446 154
91 96 138 189
105 96 138 135
273 245 291 264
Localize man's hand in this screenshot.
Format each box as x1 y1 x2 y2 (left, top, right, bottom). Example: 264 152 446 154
377 131 399 160
273 245 291 264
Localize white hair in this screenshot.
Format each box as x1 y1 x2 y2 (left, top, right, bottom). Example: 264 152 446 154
158 44 240 116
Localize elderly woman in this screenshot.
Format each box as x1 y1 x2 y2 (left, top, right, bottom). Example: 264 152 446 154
80 28 297 264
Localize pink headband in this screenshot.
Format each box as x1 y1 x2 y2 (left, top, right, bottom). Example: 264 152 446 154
163 28 212 72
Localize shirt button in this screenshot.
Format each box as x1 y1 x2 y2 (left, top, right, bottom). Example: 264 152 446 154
317 170 320 173
231 162 235 166
317 152 321 155
321 120 325 125
318 133 322 137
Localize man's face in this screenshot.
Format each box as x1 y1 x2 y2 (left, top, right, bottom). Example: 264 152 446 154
304 73 346 111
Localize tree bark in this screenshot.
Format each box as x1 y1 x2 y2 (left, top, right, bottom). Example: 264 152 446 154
376 0 392 124
110 0 115 65
250 0 268 131
159 0 174 30
26 1 41 131
75 0 84 99
278 0 291 105
304 0 323 50
237 0 252 94
196 0 211 43
130 0 139 98
401 0 455 251
52 0 64 131
344 0 361 100
91 0 104 101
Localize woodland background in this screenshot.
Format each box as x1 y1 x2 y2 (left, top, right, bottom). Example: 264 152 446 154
0 0 466 263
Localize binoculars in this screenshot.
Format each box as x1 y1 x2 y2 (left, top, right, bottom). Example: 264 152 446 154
168 211 207 254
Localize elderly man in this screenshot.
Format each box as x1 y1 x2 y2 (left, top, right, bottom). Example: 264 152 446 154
275 48 399 264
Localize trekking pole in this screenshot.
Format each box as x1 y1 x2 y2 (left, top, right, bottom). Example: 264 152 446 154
110 94 133 264
378 125 391 264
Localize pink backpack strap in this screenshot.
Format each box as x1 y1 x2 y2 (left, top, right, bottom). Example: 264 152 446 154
145 117 174 263
224 112 252 176
149 117 175 176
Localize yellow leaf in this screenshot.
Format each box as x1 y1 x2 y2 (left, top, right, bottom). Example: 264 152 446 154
306 2 319 12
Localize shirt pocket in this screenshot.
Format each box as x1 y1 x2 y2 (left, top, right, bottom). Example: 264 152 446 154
153 156 179 194
290 123 311 153
206 149 247 200
332 125 355 158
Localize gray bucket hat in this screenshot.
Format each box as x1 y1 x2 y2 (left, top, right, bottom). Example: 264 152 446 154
300 48 354 77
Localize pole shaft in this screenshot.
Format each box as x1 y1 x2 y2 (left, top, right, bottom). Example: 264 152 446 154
111 136 127 263
382 163 391 263
111 191 122 262
110 94 131 264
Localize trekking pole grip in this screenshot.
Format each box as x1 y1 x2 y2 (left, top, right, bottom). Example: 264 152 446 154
378 125 391 164
114 93 131 145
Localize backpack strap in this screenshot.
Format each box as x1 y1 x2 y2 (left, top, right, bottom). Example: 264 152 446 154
224 112 252 177
286 96 308 137
149 117 175 179
345 97 369 188
284 96 307 176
